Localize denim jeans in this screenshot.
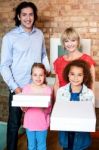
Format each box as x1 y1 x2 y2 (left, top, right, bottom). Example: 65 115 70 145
63 148 71 150
63 147 87 150
26 129 47 150
7 92 22 150
63 132 75 150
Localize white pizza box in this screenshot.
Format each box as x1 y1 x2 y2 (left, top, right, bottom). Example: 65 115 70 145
12 93 51 107
50 100 96 132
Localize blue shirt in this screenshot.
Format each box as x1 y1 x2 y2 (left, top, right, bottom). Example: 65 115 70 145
70 84 81 101
0 25 50 91
70 93 80 101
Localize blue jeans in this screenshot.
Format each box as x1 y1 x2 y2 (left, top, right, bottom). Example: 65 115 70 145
63 132 75 150
26 129 47 150
63 148 87 150
63 149 87 150
7 92 22 150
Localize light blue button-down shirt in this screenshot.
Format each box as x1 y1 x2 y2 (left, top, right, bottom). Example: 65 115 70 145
0 25 50 91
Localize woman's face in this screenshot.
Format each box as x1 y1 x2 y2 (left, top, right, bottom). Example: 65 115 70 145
64 39 78 52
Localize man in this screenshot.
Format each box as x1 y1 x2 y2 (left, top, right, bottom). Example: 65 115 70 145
0 1 50 150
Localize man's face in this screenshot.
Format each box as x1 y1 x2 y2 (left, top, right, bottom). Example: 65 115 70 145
18 7 34 32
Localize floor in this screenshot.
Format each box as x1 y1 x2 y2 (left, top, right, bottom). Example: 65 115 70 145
16 131 99 150
0 122 7 150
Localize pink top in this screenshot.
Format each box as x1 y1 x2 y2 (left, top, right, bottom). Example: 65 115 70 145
22 84 52 131
54 54 95 87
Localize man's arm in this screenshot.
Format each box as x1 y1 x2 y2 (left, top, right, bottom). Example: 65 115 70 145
0 35 18 91
41 37 50 73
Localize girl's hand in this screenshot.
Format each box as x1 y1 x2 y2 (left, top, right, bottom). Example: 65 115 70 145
21 107 28 112
41 108 46 112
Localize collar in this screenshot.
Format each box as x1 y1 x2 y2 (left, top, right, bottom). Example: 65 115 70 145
64 83 88 93
69 83 83 94
18 25 36 34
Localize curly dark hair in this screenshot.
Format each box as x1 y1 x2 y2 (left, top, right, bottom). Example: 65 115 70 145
63 59 93 88
14 1 38 26
31 63 47 84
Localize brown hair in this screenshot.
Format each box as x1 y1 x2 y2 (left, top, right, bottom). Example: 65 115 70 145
31 63 47 84
14 1 38 26
63 59 92 88
61 27 80 49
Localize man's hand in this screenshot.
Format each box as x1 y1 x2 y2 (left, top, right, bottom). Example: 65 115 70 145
14 87 22 94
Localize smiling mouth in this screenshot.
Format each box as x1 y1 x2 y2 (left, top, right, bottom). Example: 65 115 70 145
25 22 32 24
67 46 74 48
72 81 79 83
36 80 41 83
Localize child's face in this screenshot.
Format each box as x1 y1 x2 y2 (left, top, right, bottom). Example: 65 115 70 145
68 66 84 86
64 39 78 52
31 67 45 86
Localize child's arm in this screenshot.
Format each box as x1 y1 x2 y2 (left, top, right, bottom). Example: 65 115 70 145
21 85 29 112
90 65 95 93
91 91 95 107
21 107 28 112
53 75 59 99
42 87 53 114
41 105 52 114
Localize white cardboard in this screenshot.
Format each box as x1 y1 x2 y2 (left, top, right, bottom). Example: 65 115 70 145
12 94 51 107
50 101 96 132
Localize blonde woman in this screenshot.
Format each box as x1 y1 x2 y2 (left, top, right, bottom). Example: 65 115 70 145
54 27 95 95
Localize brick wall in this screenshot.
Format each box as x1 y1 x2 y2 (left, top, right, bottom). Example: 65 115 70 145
0 0 99 121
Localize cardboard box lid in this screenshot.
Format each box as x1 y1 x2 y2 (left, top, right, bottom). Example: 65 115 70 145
50 101 96 132
51 101 95 119
12 93 51 107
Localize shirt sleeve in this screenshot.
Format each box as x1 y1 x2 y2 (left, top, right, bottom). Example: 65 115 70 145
41 36 50 72
53 58 59 74
42 55 50 72
0 35 18 91
82 54 96 67
90 90 95 106
53 59 57 74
